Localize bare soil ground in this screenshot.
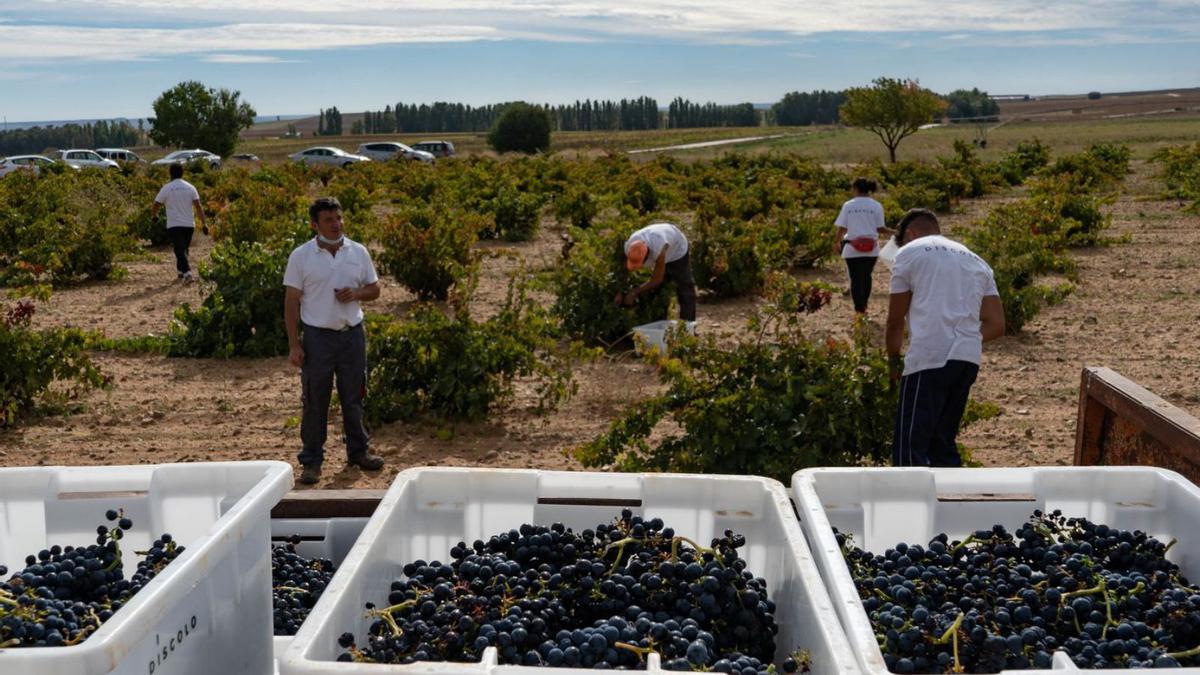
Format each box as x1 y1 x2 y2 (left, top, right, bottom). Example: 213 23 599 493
3 160 1198 487
998 88 1200 122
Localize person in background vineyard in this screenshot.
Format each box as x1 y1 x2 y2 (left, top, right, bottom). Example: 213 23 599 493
615 222 697 322
833 177 890 315
151 162 206 281
283 197 385 486
886 208 1005 467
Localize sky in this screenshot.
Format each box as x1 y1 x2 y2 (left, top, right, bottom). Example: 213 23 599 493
2 0 1199 122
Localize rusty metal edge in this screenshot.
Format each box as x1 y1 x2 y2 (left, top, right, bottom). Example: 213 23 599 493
271 489 385 519
1074 366 1200 467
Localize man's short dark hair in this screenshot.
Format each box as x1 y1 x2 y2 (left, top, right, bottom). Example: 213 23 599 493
851 177 878 194
896 208 939 243
169 163 183 180
309 196 342 223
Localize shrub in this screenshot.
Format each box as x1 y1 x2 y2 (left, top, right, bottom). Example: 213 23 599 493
690 215 765 298
1153 143 1200 210
168 240 291 357
554 187 600 229
208 183 309 245
1 299 107 426
484 187 545 242
760 208 838 269
546 224 672 347
487 102 551 154
0 170 135 287
575 289 895 481
621 174 661 215
1043 143 1131 188
997 139 1050 184
365 276 574 423
376 205 481 301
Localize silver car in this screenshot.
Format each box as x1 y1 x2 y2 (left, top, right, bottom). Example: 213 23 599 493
151 149 222 169
97 148 143 163
356 142 434 163
0 155 73 177
56 149 119 170
288 146 371 167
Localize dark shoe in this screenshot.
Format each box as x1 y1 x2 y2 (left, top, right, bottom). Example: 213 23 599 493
347 453 384 471
298 464 321 485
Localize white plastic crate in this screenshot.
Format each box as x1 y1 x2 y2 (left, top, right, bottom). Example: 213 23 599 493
632 320 696 355
0 461 292 675
280 467 860 675
272 518 370 667
791 466 1200 675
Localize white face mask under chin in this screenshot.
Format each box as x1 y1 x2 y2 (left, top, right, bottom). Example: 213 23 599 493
317 234 344 246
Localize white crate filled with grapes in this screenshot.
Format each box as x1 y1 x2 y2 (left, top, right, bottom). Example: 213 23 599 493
792 467 1200 674
279 467 859 675
0 462 292 675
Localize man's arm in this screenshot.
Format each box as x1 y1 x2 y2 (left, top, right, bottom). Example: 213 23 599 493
151 201 161 219
285 286 304 367
335 281 380 303
834 226 848 256
885 291 912 380
192 199 207 232
624 247 668 305
980 295 1005 342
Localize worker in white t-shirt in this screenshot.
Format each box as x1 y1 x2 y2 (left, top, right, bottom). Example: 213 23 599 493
151 162 207 281
833 177 891 315
283 197 385 486
886 208 1006 467
616 222 697 321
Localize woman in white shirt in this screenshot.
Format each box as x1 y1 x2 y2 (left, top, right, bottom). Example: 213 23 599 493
833 178 891 314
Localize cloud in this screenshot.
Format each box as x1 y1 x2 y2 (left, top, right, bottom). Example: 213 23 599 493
10 0 1200 63
203 53 295 63
0 22 498 62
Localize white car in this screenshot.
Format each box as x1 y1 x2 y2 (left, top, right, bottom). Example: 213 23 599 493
97 148 143 163
55 149 119 170
0 155 73 177
289 147 372 167
356 142 434 163
151 149 222 168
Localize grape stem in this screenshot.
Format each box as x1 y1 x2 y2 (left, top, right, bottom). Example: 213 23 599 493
0 638 21 648
614 641 657 663
950 535 977 557
1165 538 1178 555
274 586 311 595
934 612 964 674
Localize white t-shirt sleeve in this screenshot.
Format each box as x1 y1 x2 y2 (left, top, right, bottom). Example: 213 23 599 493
188 184 200 202
154 185 168 204
983 270 999 297
283 249 304 290
362 249 379 285
890 253 913 293
834 203 849 228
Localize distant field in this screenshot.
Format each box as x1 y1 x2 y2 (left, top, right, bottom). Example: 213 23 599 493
122 113 1200 165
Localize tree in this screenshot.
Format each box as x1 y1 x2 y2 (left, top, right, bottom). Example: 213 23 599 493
487 102 551 154
148 81 256 157
944 88 999 121
839 77 946 162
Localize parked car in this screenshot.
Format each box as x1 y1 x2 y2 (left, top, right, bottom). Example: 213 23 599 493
288 146 371 167
231 153 260 162
411 140 455 158
96 148 143 163
55 149 119 169
0 155 70 177
151 149 222 168
356 142 434 163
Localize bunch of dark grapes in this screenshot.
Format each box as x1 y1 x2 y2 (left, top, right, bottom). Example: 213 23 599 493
839 509 1200 672
337 510 809 672
0 509 182 648
273 534 336 636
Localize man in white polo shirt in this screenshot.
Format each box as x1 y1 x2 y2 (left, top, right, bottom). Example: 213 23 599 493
151 162 207 281
283 197 384 485
615 222 696 321
886 208 1006 467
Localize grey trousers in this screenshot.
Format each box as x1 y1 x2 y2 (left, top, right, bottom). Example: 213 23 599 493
298 323 370 467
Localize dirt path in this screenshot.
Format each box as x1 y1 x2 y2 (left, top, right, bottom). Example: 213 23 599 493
3 160 1197 486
